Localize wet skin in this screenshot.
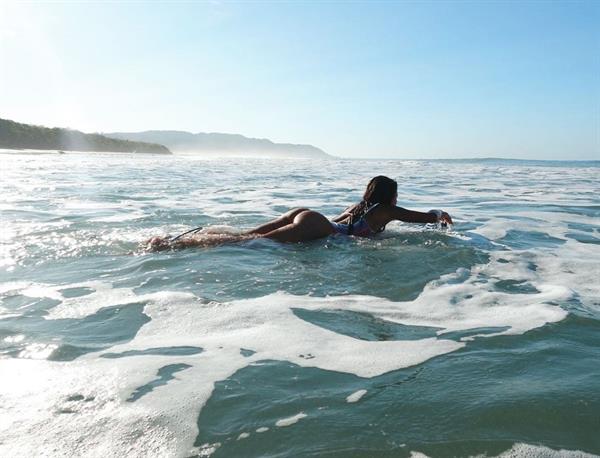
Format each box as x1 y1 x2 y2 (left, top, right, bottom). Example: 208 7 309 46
146 201 452 250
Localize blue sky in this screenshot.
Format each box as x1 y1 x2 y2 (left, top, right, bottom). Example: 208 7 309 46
1 1 598 159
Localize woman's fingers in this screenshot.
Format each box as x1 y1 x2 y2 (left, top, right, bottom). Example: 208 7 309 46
441 212 453 225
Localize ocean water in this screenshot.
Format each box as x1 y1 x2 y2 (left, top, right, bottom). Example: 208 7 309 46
0 152 599 457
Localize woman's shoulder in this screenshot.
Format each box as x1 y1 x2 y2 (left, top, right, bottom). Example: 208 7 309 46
367 203 399 221
368 202 395 213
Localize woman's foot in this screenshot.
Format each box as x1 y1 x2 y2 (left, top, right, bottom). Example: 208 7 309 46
146 236 172 251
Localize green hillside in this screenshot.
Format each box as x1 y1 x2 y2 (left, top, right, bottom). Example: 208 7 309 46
0 118 171 154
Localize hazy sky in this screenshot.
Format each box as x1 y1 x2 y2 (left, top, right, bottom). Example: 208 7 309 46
1 1 598 159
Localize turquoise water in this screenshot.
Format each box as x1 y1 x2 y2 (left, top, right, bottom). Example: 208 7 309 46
0 153 599 457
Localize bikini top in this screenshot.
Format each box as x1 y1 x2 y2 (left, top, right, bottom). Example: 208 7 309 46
332 202 385 237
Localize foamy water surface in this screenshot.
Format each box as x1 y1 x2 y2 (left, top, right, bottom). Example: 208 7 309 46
0 152 598 457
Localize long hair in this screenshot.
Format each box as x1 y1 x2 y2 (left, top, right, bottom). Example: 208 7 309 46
349 175 397 221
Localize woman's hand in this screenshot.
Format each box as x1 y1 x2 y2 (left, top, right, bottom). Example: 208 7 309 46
440 211 453 225
428 209 453 225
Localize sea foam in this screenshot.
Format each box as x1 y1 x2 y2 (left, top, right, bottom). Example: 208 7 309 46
0 271 569 456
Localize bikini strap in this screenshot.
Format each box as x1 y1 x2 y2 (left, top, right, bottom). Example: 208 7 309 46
363 202 385 233
348 201 380 235
363 202 380 216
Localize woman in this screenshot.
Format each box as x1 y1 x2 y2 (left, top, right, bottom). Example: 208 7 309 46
147 175 452 250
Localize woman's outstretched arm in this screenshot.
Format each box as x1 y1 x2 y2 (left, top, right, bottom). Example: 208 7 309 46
386 206 453 225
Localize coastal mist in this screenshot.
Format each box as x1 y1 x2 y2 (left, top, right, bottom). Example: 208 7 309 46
1 152 599 457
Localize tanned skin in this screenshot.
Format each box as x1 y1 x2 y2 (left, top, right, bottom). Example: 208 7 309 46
146 193 452 251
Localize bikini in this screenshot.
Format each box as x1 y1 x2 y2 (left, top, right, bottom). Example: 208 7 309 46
330 202 384 237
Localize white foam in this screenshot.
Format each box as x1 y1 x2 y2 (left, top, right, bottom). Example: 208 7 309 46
470 219 510 241
346 389 367 403
538 240 600 313
21 284 64 301
479 443 598 458
0 282 65 311
0 281 32 295
0 270 569 456
409 452 431 458
275 412 307 427
62 200 116 210
45 282 199 320
3 334 25 343
189 442 221 457
18 343 58 360
105 290 464 378
90 211 146 223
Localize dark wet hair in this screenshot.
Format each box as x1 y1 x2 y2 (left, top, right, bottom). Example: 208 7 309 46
349 176 398 226
362 175 398 206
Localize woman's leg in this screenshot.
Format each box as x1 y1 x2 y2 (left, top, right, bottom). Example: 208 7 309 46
144 208 333 251
246 208 309 235
145 233 258 251
262 210 335 242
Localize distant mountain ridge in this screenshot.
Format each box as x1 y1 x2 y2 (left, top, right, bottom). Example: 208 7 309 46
105 130 332 158
0 118 171 154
